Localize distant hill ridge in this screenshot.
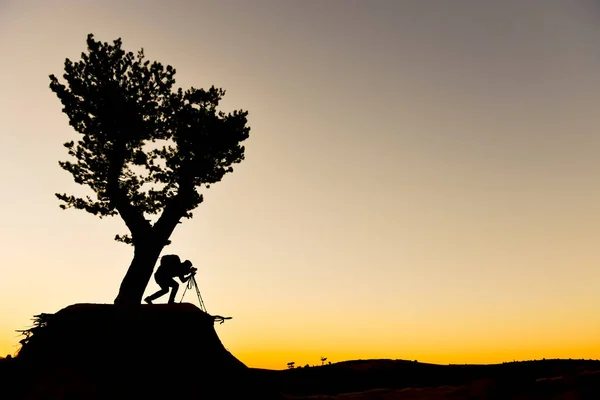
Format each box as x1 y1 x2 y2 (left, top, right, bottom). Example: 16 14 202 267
252 357 600 396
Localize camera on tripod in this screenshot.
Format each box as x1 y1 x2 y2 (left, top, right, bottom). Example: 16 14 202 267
180 267 206 312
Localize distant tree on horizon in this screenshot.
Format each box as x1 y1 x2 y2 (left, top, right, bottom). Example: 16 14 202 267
49 34 250 305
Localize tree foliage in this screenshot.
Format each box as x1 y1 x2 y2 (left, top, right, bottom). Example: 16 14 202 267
50 34 250 246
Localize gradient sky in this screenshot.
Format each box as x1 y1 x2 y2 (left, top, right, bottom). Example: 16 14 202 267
1 0 600 369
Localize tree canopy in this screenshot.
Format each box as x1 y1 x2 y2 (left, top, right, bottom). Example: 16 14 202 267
50 34 250 247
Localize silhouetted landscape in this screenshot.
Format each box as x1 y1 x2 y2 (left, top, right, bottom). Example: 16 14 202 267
1 303 599 399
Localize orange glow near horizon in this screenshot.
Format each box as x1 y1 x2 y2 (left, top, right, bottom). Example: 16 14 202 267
1 1 600 369
223 311 600 369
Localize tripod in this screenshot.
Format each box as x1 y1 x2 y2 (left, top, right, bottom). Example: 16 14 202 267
179 273 207 312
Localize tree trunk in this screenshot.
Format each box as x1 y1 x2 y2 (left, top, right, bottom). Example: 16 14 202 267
112 192 187 305
113 238 165 305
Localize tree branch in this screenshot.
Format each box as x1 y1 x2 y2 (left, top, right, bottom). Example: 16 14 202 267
152 171 195 245
106 143 151 242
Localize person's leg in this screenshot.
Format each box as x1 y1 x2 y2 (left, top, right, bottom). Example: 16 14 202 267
144 274 170 304
167 279 179 304
144 287 168 304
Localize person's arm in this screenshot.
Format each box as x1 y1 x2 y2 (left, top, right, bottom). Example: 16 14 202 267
178 265 196 283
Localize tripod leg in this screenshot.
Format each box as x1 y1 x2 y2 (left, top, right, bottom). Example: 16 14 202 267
191 276 207 312
179 283 189 303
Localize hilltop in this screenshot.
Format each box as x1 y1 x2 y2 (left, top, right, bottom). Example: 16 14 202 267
5 303 281 400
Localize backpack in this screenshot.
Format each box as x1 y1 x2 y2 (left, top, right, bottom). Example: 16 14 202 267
156 254 181 277
160 254 181 267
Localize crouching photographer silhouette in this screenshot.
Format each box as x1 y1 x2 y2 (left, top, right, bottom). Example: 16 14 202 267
144 254 197 304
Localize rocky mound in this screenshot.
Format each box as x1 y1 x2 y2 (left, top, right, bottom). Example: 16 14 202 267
12 303 281 399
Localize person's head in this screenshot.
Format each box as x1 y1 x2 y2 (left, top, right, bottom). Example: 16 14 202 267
183 260 193 270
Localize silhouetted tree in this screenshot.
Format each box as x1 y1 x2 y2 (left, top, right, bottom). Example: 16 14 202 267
49 34 250 305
